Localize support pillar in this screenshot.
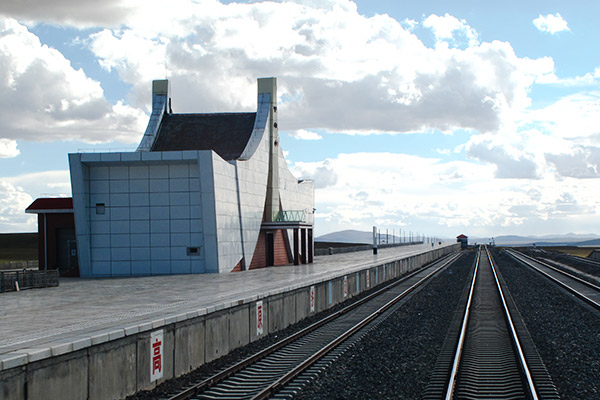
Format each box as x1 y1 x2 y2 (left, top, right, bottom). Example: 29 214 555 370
293 228 299 265
308 228 313 264
301 228 307 264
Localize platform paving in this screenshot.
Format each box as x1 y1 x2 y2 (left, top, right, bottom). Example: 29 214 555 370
0 242 450 361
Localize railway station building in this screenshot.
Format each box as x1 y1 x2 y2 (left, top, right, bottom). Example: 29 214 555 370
67 77 314 277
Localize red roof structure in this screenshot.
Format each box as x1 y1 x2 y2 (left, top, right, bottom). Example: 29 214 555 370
456 234 468 239
26 198 73 214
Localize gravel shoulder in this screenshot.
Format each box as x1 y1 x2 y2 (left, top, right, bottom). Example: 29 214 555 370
293 251 475 400
127 258 464 400
494 248 600 399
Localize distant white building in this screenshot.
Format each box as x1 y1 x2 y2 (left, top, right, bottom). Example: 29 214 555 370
69 77 314 277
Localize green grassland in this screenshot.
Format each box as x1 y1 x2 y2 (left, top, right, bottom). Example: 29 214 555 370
0 233 38 263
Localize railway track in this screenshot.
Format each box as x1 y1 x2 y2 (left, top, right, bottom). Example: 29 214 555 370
506 249 600 310
424 246 559 399
163 252 463 400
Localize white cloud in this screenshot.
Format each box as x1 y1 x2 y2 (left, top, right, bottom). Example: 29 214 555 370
0 170 71 232
4 170 72 199
524 92 600 141
0 17 147 144
70 1 553 137
0 180 36 232
465 134 540 179
423 13 479 48
293 159 338 189
545 148 600 178
1 1 598 237
297 152 600 238
0 0 134 28
533 13 570 34
289 129 322 140
0 2 556 141
0 139 20 158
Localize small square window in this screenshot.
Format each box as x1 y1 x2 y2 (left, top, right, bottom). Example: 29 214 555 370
187 247 200 256
96 203 106 215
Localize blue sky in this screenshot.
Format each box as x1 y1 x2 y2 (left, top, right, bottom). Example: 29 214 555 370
1 0 599 239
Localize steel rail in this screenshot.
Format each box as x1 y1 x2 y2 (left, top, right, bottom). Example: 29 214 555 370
507 249 600 310
250 252 461 400
487 247 539 400
166 251 461 400
510 250 600 291
443 246 539 400
443 246 480 400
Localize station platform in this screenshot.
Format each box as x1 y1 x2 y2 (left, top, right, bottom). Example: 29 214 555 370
0 242 457 400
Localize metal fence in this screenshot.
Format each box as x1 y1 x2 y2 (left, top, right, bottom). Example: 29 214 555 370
314 241 424 256
0 269 59 293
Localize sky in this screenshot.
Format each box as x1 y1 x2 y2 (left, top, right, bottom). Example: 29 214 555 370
1 0 599 239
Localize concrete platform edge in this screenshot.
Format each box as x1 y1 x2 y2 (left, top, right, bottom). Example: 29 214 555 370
0 244 459 400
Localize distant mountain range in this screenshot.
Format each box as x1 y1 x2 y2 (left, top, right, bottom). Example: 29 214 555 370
316 230 600 247
471 233 600 246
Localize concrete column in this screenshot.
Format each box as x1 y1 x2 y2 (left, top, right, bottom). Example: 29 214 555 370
308 228 313 264
293 228 299 265
301 228 307 264
259 77 280 222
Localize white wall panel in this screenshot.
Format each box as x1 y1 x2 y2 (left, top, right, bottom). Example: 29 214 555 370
150 193 169 206
149 165 169 178
170 219 190 233
90 167 109 180
170 206 190 219
151 246 170 260
130 165 149 179
91 248 110 261
91 234 110 248
111 234 130 248
130 194 149 207
130 206 150 221
111 247 131 261
90 180 109 194
170 233 190 246
130 180 149 193
151 233 170 247
131 261 151 275
130 233 150 247
149 179 169 193
111 207 130 221
109 166 129 179
169 164 189 178
151 219 170 233
150 206 169 220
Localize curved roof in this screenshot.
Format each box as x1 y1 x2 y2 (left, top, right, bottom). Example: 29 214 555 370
151 112 257 161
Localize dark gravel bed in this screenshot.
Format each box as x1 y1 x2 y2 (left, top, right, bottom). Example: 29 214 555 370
126 264 441 400
523 248 600 279
292 251 475 400
493 248 600 399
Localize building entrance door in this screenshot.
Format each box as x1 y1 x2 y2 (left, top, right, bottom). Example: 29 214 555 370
266 232 274 266
56 228 79 275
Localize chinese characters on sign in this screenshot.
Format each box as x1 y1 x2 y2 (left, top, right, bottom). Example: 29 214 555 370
256 301 263 336
343 276 348 298
366 270 370 289
310 285 315 313
150 330 163 382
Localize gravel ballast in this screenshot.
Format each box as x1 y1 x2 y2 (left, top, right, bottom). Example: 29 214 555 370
493 247 600 399
127 256 466 400
293 251 475 400
523 248 600 280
